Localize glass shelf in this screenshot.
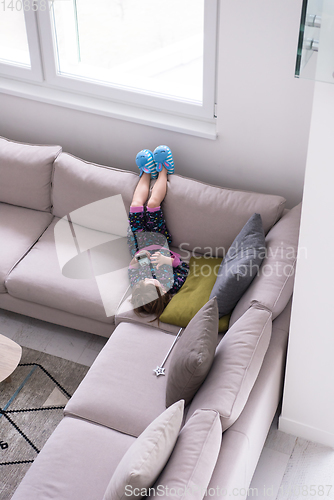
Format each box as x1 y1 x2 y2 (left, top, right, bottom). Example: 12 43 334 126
296 0 334 83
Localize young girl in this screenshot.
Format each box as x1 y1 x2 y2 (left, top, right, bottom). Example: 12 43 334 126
128 146 189 320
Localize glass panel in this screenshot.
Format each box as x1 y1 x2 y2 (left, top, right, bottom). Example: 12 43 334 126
51 0 204 103
0 4 30 67
296 0 334 83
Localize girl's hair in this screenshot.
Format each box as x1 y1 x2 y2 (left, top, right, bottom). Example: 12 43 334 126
131 281 171 322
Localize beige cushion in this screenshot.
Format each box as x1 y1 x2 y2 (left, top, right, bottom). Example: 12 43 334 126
5 218 115 324
11 416 136 500
103 401 184 500
52 153 139 218
166 297 219 408
151 409 222 500
230 203 302 325
64 322 180 437
0 136 61 211
187 304 272 432
0 203 53 293
163 175 286 256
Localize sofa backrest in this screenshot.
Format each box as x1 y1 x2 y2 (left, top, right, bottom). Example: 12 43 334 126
51 153 139 219
51 153 286 254
0 136 61 212
163 175 286 257
186 304 273 432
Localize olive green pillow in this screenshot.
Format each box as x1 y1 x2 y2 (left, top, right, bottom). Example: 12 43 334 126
160 256 230 332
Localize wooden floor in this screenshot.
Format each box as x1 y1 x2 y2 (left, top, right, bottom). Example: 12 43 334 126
1 308 334 499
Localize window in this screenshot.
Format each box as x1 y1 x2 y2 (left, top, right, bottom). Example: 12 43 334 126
0 7 30 66
0 0 218 135
0 2 42 80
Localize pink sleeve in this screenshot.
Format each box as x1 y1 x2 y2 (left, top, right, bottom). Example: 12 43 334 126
170 251 181 267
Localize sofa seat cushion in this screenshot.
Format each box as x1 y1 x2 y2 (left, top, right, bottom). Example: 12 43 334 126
0 136 61 212
230 203 302 325
5 218 121 324
0 293 116 337
11 416 136 500
163 175 286 256
65 322 182 437
52 152 139 218
0 203 53 293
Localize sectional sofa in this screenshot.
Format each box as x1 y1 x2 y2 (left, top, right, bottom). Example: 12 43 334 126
0 136 301 499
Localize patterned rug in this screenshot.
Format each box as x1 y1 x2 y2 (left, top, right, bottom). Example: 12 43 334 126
0 347 89 500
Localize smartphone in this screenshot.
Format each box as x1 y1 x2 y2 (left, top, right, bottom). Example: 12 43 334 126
136 251 151 266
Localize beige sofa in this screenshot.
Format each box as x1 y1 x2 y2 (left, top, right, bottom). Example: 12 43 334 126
0 136 294 335
0 136 301 499
0 136 139 336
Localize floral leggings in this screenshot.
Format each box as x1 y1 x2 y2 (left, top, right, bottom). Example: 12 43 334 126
127 206 189 294
127 206 172 256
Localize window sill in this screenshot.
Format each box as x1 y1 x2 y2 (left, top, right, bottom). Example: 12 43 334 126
0 76 217 140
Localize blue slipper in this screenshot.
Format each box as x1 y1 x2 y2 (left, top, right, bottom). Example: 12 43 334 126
135 149 158 179
153 145 174 174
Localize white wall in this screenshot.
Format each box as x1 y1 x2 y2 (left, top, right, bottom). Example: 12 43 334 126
279 81 334 448
0 0 314 208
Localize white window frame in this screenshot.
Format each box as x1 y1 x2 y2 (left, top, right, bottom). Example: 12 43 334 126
0 1 43 81
0 0 218 138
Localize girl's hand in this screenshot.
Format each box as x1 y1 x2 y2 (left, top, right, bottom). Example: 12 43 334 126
150 252 173 269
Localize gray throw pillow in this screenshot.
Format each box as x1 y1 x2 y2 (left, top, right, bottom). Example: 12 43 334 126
166 297 219 408
210 213 266 317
